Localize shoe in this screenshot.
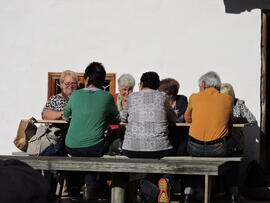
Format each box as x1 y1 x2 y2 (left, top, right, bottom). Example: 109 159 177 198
157 178 170 203
136 188 144 203
184 187 193 203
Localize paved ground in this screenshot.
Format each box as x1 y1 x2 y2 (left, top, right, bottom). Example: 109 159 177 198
59 188 270 202
61 197 269 203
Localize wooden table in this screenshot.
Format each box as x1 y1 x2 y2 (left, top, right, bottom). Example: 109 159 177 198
17 119 247 202
35 120 249 128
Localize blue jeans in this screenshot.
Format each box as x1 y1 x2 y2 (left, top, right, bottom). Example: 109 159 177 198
122 149 173 203
122 149 172 158
65 140 106 186
187 137 227 157
187 137 239 196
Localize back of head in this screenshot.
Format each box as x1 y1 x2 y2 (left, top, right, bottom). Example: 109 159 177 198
220 83 235 99
199 71 221 91
140 71 160 90
0 159 54 203
118 73 135 89
84 62 106 88
158 78 180 96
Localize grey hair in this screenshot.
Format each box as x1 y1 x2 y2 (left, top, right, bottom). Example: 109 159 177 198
118 73 135 88
199 71 221 90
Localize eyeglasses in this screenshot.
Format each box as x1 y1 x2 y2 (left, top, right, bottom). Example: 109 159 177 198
102 85 110 91
64 82 77 87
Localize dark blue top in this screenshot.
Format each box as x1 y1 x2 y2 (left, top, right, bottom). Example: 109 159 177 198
175 94 188 122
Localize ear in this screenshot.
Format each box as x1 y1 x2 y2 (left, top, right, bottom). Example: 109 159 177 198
199 81 206 92
139 82 143 90
202 81 207 89
84 77 89 87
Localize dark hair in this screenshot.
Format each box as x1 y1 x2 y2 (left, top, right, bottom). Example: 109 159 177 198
140 71 160 90
84 62 106 88
159 78 180 96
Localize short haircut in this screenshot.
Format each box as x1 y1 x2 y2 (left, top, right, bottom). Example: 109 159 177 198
220 83 235 99
60 70 78 85
118 74 135 89
199 71 221 91
84 62 106 88
140 71 160 90
159 78 180 96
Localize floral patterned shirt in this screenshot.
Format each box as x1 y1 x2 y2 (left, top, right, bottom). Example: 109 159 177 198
232 99 257 124
43 95 68 112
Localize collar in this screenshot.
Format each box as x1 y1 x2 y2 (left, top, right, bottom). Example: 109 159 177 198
202 87 219 94
83 87 101 91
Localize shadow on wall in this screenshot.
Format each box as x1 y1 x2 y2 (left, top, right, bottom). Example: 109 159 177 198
238 124 260 185
223 0 270 13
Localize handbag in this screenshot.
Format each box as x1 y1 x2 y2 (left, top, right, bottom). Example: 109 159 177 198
14 117 37 152
26 125 63 156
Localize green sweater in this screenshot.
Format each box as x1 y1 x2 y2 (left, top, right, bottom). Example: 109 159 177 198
64 89 119 148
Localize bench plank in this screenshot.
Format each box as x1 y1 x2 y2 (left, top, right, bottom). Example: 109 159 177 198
0 155 240 176
1 155 241 203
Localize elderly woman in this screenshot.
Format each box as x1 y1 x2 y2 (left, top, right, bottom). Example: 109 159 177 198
113 73 135 113
64 62 119 200
107 74 135 155
42 70 78 120
158 78 188 123
221 83 257 124
41 70 78 196
221 83 257 155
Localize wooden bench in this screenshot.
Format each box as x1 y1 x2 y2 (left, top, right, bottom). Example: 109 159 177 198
0 155 241 203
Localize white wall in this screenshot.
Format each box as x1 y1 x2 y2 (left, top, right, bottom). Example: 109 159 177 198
0 0 261 154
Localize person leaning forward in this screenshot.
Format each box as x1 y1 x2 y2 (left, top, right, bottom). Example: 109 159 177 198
184 71 233 157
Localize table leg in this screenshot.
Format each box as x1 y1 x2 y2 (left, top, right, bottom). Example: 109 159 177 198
111 173 126 203
204 174 213 203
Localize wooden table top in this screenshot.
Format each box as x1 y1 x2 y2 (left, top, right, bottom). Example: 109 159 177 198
34 119 249 128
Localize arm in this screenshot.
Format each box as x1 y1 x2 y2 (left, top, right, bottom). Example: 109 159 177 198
42 110 63 120
63 99 72 119
239 101 257 124
41 95 63 120
176 95 188 122
121 97 129 123
184 96 192 123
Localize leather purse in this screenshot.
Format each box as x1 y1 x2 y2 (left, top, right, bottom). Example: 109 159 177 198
14 117 37 152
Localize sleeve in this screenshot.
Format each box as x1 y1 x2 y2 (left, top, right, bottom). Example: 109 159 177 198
176 95 188 122
107 94 120 124
43 96 57 111
239 101 257 123
121 97 129 123
63 96 72 119
184 95 193 123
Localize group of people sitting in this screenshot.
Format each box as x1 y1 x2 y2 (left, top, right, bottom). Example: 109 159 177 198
40 62 256 203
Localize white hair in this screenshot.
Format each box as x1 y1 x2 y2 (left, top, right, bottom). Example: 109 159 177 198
118 73 135 88
199 71 221 90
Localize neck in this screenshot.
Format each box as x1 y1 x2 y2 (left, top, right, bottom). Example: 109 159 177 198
86 84 98 88
141 87 152 91
60 92 70 100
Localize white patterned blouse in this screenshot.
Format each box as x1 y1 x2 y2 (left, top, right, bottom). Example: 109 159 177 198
121 89 176 152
